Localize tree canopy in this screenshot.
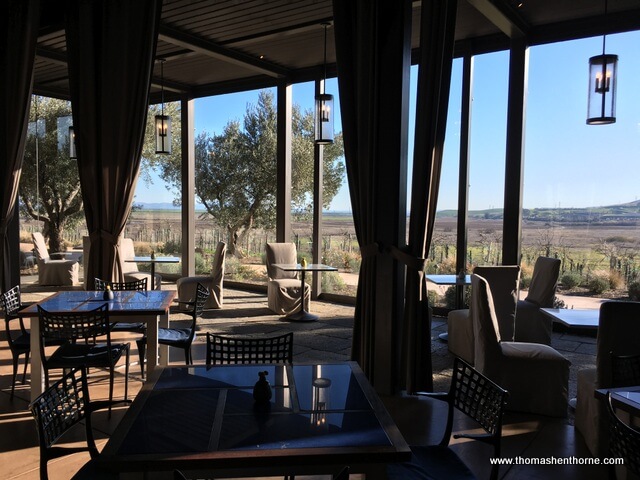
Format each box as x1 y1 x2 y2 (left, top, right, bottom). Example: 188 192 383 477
20 97 83 253
153 90 345 256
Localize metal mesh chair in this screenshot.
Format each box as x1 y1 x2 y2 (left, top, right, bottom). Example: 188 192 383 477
607 393 640 478
387 357 509 480
38 304 130 408
611 352 640 388
1 286 30 397
95 277 147 332
206 332 294 366
29 366 123 480
137 282 209 376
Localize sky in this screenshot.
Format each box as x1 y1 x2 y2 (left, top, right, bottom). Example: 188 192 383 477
135 30 640 213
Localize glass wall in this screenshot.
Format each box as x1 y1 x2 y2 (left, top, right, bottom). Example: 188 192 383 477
523 32 640 304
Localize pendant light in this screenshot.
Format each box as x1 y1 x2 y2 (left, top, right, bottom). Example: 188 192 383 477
68 126 77 159
587 0 617 125
155 58 172 153
315 23 334 145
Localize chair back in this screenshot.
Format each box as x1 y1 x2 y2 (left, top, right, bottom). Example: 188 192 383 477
119 238 139 274
188 282 210 320
95 277 147 291
32 232 51 263
265 242 298 280
471 274 503 377
607 393 640 477
611 352 640 388
206 332 293 366
473 266 520 342
1 285 22 317
38 304 111 344
596 301 640 388
29 366 98 479
525 256 561 307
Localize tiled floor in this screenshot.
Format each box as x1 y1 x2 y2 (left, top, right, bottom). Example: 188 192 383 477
0 283 613 479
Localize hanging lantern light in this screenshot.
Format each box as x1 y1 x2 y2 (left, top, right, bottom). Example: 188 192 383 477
315 23 334 145
155 58 172 153
68 126 77 159
587 0 617 125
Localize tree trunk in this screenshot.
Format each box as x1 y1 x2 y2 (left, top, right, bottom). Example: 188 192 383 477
48 224 65 254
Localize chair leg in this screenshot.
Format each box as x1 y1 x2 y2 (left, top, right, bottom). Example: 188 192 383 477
124 346 130 402
22 351 29 384
136 339 146 378
10 354 19 398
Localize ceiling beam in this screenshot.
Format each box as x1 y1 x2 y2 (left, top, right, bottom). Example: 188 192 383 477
158 24 290 78
466 0 529 38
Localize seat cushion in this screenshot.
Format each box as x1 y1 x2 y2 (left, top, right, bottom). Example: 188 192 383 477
48 343 128 368
387 445 476 480
158 327 192 346
447 309 473 365
111 322 145 333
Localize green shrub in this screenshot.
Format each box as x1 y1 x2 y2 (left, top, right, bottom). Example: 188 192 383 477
520 274 532 290
321 271 346 292
427 289 439 306
163 239 181 254
628 281 640 301
444 286 470 309
587 274 609 295
560 273 582 289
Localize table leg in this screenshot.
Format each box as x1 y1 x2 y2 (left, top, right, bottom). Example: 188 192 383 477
29 317 44 402
150 262 156 290
284 270 318 322
144 314 159 377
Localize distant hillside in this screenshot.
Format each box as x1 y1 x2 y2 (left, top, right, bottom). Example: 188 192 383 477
438 200 640 225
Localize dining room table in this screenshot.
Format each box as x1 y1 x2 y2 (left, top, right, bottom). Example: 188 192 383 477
426 273 472 341
98 361 411 479
19 289 176 402
541 307 600 330
126 256 181 290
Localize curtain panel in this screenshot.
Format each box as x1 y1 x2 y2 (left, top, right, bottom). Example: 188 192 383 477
403 0 457 393
0 0 40 292
66 0 162 288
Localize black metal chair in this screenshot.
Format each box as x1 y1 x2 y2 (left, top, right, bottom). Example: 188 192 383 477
206 331 294 366
29 366 124 480
94 277 147 333
387 357 509 480
606 393 640 479
137 282 209 376
611 352 640 388
1 286 31 398
38 304 130 410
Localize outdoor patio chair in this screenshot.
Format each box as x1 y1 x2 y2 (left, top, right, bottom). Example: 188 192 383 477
177 241 226 309
448 265 520 364
575 300 640 458
38 303 130 411
32 232 79 286
387 357 508 480
472 274 570 417
265 242 310 315
606 393 640 479
137 282 209 376
206 332 294 366
29 366 125 480
513 256 561 344
1 285 31 398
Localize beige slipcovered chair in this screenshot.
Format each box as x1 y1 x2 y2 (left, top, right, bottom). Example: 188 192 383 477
119 237 162 289
177 241 227 309
514 256 561 344
32 232 79 286
472 274 570 417
265 242 310 315
575 301 640 458
448 265 520 364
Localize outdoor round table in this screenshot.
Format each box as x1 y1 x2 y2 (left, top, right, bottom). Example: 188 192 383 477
127 256 180 290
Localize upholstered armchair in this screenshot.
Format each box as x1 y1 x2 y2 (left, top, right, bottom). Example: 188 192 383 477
177 241 227 309
447 265 520 365
265 242 310 315
32 232 79 286
472 274 570 417
514 256 561 344
575 301 640 458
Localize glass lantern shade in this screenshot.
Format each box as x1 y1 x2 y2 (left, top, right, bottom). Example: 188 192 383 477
155 114 172 154
587 54 618 125
311 377 331 430
315 93 334 145
68 126 77 159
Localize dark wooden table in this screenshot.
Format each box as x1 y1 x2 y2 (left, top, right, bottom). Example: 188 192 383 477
272 263 338 322
20 290 175 402
99 362 410 479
